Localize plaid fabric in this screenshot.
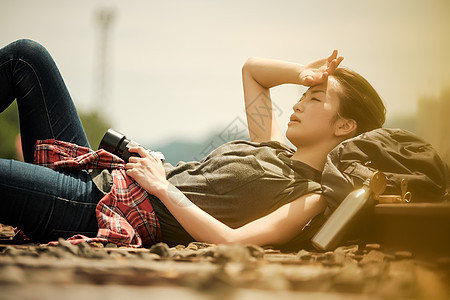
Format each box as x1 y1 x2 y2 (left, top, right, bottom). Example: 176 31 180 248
34 139 162 248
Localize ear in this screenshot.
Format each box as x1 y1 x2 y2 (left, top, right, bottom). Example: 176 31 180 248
334 118 357 137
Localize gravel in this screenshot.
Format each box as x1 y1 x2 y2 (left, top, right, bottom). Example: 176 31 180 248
0 230 449 299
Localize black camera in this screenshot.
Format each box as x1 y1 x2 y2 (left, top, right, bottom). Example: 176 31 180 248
99 129 165 163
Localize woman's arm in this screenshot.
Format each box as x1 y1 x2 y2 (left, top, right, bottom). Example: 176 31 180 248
242 57 302 145
242 51 343 144
158 183 326 246
125 147 327 246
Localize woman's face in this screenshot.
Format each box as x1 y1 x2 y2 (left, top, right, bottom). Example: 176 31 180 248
286 77 342 148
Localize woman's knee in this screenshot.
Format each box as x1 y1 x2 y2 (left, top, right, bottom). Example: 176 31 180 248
6 39 51 62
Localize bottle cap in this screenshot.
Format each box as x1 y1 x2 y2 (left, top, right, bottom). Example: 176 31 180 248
370 171 387 196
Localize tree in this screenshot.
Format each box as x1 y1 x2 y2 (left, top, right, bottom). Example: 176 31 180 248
0 102 20 160
0 101 111 159
78 111 111 150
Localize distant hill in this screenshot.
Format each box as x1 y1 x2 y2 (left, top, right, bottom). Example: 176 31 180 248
149 131 240 166
151 140 211 166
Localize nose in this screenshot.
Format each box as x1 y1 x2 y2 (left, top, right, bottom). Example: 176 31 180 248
293 100 304 112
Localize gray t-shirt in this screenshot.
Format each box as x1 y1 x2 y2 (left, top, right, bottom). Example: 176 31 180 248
151 140 322 246
91 140 322 248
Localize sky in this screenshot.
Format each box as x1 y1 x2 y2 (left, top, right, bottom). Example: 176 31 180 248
0 0 449 147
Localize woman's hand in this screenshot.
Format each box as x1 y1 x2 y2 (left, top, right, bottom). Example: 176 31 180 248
299 50 344 86
125 146 168 197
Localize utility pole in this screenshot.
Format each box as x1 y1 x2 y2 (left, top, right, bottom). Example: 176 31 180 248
94 7 116 113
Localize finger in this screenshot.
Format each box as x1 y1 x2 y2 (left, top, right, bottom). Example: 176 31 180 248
303 75 313 86
336 56 344 67
126 160 141 168
125 168 136 178
308 72 327 87
328 50 338 62
327 59 338 74
127 146 139 153
128 146 149 158
128 156 140 163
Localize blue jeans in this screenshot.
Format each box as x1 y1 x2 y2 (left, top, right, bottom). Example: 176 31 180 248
0 39 103 242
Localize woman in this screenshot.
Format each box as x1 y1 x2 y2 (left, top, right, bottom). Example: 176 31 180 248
0 39 385 249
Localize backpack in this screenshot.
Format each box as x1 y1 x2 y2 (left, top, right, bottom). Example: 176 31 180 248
321 128 449 214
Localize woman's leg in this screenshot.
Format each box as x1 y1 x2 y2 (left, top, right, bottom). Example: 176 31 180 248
0 39 101 241
0 39 89 162
0 158 103 242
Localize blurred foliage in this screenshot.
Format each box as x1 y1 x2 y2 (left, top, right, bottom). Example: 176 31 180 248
0 100 110 159
79 111 111 150
0 101 20 159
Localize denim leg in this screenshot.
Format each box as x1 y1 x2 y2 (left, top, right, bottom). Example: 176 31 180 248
0 39 102 241
0 39 89 163
0 159 102 242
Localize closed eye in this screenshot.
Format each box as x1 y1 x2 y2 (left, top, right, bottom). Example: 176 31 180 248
297 93 306 103
312 98 321 102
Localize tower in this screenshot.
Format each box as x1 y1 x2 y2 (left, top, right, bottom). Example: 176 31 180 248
94 7 116 113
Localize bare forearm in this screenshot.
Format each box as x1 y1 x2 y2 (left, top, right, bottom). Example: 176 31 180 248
154 183 326 247
156 183 234 244
242 57 305 143
156 184 276 245
242 57 304 89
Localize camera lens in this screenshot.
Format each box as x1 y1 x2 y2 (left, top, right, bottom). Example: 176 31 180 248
99 128 164 163
99 129 128 156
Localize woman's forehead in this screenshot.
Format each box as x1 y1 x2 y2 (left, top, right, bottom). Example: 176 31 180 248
305 76 340 101
306 78 340 96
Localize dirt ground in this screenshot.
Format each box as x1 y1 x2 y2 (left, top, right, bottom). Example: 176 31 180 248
1 224 449 300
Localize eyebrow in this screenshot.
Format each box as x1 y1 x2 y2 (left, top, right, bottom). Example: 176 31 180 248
310 90 325 94
300 89 326 99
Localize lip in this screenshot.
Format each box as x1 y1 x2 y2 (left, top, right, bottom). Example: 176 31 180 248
289 114 301 123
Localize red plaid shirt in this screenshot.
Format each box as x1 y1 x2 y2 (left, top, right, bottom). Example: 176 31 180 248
34 139 162 247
